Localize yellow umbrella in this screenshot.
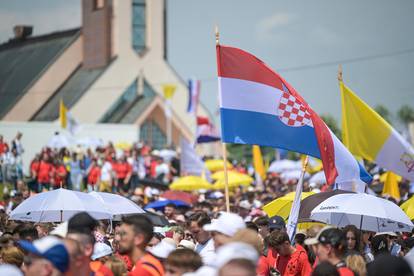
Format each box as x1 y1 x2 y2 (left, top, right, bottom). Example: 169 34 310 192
263 191 315 220
114 141 132 150
205 159 233 172
213 173 254 190
401 196 414 219
211 170 243 180
169 176 213 191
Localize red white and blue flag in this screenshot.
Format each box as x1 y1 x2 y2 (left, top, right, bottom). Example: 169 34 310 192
216 45 371 189
196 116 221 143
187 79 200 114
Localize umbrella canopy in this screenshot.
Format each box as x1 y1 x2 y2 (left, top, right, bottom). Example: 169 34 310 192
145 199 190 211
211 170 246 180
268 160 301 173
400 196 414 220
213 173 254 190
205 159 233 172
160 191 198 205
280 170 310 182
169 176 212 191
142 211 170 226
9 188 111 222
298 190 354 222
89 192 145 217
263 192 315 220
311 193 414 232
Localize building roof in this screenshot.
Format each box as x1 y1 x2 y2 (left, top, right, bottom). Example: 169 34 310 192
32 65 108 121
0 28 80 119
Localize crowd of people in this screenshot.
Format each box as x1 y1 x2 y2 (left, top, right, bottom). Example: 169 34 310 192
1 132 414 275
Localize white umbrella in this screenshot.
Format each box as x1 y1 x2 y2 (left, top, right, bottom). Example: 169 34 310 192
9 188 111 222
89 192 145 217
310 193 414 232
309 171 326 185
280 170 310 182
268 159 301 173
47 133 72 149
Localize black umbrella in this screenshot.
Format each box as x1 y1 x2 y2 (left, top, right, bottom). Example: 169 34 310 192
142 211 169 226
298 190 355 222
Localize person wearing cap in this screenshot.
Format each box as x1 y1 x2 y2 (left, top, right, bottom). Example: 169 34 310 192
305 227 354 276
268 215 286 233
188 212 216 266
18 236 69 276
203 212 246 249
266 230 311 276
238 200 252 221
117 214 164 276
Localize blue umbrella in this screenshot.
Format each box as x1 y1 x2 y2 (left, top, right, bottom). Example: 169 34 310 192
145 199 190 211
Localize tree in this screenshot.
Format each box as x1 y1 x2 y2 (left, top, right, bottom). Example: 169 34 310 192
374 105 392 123
320 114 341 139
397 105 414 127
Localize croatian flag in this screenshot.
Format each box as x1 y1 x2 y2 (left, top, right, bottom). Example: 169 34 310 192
196 116 221 143
187 79 200 114
216 45 371 189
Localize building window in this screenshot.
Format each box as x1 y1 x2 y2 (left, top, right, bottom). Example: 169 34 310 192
132 0 146 53
140 120 166 149
93 0 104 10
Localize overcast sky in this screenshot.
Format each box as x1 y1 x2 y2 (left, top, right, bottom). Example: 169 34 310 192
1 0 413 127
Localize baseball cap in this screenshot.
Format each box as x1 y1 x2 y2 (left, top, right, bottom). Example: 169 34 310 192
374 231 398 237
92 242 113 260
18 236 69 273
268 215 286 230
239 200 252 210
215 242 259 268
305 226 344 247
178 240 196 250
148 238 176 259
203 212 246 237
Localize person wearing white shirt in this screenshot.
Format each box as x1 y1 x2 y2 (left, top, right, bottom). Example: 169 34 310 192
189 212 216 266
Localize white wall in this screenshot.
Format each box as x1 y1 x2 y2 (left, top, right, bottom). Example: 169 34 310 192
0 122 138 174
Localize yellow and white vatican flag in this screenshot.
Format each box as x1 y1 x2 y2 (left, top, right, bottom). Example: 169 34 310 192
59 100 80 136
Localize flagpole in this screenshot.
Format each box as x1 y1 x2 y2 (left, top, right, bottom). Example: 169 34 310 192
286 156 308 243
216 26 230 212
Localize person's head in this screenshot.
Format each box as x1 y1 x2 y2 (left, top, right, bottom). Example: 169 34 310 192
35 223 52 238
63 237 83 275
18 236 69 276
268 231 293 257
15 224 38 242
345 254 366 276
118 215 153 254
254 216 270 239
203 212 246 249
188 212 211 244
311 261 339 276
218 258 256 276
268 215 286 232
370 234 389 256
343 225 361 252
164 203 177 218
231 229 263 255
367 253 412 276
104 255 127 276
305 226 346 263
16 132 22 140
165 248 202 276
0 246 24 267
91 242 113 263
148 232 163 248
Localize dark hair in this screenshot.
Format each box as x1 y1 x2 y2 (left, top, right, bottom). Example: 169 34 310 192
246 222 259 233
367 254 412 276
343 224 362 253
122 215 154 245
16 224 38 241
165 203 177 209
254 216 269 227
219 258 256 276
166 249 202 271
188 212 211 228
268 231 290 247
311 261 340 276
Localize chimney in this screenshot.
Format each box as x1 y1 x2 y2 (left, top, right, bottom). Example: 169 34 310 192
13 25 33 40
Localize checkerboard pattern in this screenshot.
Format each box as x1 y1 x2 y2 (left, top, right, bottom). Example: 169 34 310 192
278 92 313 127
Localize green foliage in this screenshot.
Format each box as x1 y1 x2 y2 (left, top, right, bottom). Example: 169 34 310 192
374 105 392 123
397 105 414 126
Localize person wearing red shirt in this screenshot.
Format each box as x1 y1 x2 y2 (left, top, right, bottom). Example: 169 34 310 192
53 159 67 189
87 159 101 192
29 154 41 192
114 157 132 195
117 215 164 276
268 231 312 276
0 135 8 155
37 153 53 192
305 227 354 276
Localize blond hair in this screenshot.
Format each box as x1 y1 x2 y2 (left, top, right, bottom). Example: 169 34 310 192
231 228 264 254
1 246 24 267
105 255 127 276
345 254 366 276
